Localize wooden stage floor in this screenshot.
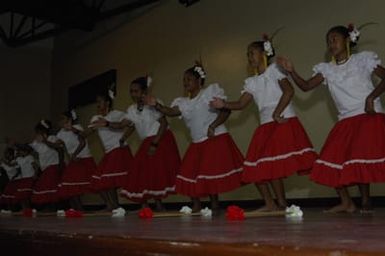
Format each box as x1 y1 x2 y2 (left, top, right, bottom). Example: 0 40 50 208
1 208 385 255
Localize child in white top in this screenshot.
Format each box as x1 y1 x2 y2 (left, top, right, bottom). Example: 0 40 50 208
86 92 133 212
278 24 385 213
95 76 180 211
56 110 98 210
145 63 244 212
30 120 64 206
211 36 317 211
14 144 38 209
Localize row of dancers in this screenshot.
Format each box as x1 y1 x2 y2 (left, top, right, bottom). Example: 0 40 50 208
1 23 385 214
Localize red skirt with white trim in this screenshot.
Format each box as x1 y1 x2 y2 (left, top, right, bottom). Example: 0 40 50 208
120 130 181 202
92 146 133 191
1 180 18 205
14 177 35 202
242 117 318 183
311 113 385 187
58 157 97 199
175 133 244 197
31 165 61 204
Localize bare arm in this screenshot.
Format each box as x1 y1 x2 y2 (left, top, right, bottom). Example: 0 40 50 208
119 126 135 147
207 108 231 138
154 103 181 117
91 118 133 130
273 78 295 122
276 56 324 92
152 116 168 145
143 95 181 117
71 134 86 160
210 93 253 111
80 127 95 138
11 167 21 180
43 136 64 151
148 116 168 155
365 65 385 114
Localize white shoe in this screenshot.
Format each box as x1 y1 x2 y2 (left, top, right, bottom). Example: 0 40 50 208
112 207 126 217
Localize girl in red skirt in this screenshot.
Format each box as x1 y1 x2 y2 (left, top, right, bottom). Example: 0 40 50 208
14 144 38 209
210 35 317 211
144 63 244 212
30 120 64 206
56 110 98 210
0 147 21 210
278 24 385 213
95 76 181 211
86 92 134 211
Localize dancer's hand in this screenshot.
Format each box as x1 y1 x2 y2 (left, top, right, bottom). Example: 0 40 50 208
272 113 288 123
365 96 376 114
276 56 295 73
210 97 225 109
207 125 215 138
143 95 157 106
91 118 108 128
147 142 158 156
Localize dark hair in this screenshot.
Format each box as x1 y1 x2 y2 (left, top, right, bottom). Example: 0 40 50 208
131 76 149 92
326 25 357 47
248 40 276 60
34 119 52 135
62 110 78 123
15 144 33 153
3 147 15 158
96 93 113 109
184 65 206 86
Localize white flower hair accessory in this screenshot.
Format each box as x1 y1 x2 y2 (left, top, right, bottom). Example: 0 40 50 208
108 89 115 100
200 207 212 217
263 40 274 56
40 120 49 129
0 209 12 215
112 207 126 217
194 66 206 79
179 206 192 215
348 24 360 43
261 33 274 57
57 209 65 217
285 204 303 218
71 109 77 121
147 76 153 88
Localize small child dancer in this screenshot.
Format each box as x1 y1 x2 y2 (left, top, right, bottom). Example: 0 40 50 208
56 110 98 210
145 63 244 212
277 24 385 212
86 91 133 212
0 147 21 210
30 120 64 207
94 76 181 211
14 144 38 210
211 34 317 211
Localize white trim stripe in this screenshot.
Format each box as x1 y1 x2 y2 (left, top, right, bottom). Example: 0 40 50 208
177 168 243 184
120 186 175 198
92 171 128 180
59 182 90 186
32 189 57 195
316 157 385 170
1 195 15 199
244 148 315 167
17 188 33 192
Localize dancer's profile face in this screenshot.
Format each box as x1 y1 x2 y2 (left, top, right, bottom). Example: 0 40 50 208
183 72 200 93
59 114 72 130
327 32 348 57
96 96 109 115
4 149 14 161
129 83 145 103
247 46 264 68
